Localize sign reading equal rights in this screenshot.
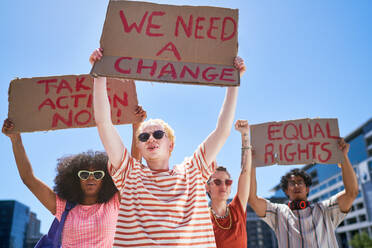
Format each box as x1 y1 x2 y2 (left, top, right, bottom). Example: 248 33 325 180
251 118 343 167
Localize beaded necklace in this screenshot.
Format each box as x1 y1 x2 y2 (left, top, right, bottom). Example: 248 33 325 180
210 206 232 230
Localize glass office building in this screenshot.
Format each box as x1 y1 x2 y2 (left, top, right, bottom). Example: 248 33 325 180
0 200 30 248
25 212 43 248
269 117 372 247
0 200 42 248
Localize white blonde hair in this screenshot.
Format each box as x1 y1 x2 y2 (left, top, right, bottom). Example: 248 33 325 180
137 119 175 144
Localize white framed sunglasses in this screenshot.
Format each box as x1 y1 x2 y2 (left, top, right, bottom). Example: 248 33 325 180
77 170 105 180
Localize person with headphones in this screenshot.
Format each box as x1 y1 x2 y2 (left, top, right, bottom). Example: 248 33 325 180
248 138 359 247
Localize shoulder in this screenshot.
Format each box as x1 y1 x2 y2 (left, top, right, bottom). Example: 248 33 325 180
230 195 242 207
229 195 246 215
100 192 120 210
109 192 120 203
172 163 186 175
265 199 288 213
56 195 67 207
319 194 339 208
54 195 68 221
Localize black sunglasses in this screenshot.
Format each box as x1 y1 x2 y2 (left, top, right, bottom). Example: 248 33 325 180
138 130 165 142
212 178 233 186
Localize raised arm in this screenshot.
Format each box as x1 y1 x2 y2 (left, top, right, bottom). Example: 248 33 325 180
131 106 147 161
90 49 125 169
203 57 246 164
235 120 252 211
336 138 359 212
2 119 56 214
248 163 267 217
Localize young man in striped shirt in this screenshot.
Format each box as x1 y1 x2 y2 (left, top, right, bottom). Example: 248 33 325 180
248 138 359 248
90 49 246 247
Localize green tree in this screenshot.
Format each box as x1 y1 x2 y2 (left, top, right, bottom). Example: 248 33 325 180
350 232 372 248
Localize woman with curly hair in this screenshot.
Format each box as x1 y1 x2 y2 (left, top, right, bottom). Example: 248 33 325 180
2 107 146 248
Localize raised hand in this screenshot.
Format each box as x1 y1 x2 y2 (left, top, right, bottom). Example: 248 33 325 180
235 119 249 134
89 48 103 65
2 119 19 139
234 56 246 77
338 138 350 157
134 105 147 123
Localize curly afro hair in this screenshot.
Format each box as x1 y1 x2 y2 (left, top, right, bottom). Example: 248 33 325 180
280 168 312 197
53 151 117 204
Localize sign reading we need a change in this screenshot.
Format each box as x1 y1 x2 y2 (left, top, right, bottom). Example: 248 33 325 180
251 118 343 167
91 0 239 86
8 75 140 133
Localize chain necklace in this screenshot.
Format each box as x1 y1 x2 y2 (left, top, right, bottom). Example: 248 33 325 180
210 206 232 230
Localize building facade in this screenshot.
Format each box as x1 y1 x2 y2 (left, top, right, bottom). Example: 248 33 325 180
25 212 43 248
0 200 42 248
270 117 372 247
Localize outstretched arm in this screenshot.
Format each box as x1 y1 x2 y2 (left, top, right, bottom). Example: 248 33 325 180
235 120 252 211
337 138 359 212
248 163 267 217
91 49 125 170
203 57 246 164
2 119 56 214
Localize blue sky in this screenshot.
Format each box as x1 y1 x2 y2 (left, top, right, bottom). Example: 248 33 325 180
1 0 371 233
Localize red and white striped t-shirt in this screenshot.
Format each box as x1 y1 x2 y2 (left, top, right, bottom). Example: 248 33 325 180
110 143 217 248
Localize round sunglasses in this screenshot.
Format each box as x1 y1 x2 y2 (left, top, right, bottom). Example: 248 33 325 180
211 178 233 186
78 170 105 180
138 130 165 142
288 180 305 187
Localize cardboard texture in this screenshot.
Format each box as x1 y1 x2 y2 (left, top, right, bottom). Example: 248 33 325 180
8 75 140 133
91 0 239 86
251 118 343 167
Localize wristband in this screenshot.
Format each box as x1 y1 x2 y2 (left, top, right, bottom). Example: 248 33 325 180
241 146 252 150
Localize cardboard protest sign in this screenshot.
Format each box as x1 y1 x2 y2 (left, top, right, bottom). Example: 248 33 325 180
91 0 239 86
251 118 343 167
8 75 140 133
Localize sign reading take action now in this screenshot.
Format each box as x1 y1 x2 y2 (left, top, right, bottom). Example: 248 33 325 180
8 75 140 133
